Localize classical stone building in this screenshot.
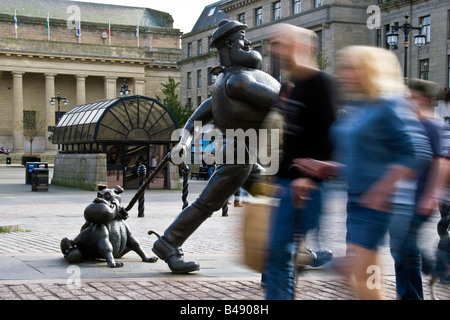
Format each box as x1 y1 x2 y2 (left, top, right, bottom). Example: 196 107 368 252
179 0 450 111
0 0 181 156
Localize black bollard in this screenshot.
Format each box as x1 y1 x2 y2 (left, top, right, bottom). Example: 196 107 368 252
180 164 190 210
137 164 147 217
222 201 228 217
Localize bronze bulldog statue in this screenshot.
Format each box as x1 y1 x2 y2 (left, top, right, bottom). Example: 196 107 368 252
60 185 157 268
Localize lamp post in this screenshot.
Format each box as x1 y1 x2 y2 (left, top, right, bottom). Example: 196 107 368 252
119 79 130 96
50 92 68 151
386 14 427 82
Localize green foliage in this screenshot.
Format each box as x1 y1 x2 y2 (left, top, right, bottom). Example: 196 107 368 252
317 50 331 71
155 77 194 128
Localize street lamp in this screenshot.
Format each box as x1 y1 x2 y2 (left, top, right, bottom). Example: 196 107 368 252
50 92 68 126
50 92 68 152
386 14 427 81
119 79 130 96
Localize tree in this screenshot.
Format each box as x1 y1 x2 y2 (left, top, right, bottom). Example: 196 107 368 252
317 50 331 71
156 77 194 127
15 110 46 155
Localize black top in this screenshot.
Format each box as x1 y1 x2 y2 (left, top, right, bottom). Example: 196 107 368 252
276 71 337 180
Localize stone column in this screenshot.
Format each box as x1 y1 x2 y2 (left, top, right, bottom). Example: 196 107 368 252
133 78 146 96
44 73 56 153
76 75 87 105
104 77 117 100
12 72 24 154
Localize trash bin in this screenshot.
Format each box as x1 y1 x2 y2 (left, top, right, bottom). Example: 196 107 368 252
31 167 49 192
25 162 48 185
6 157 11 165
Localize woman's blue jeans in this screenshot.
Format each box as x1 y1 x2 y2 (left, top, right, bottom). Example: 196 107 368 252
264 178 323 300
389 204 427 300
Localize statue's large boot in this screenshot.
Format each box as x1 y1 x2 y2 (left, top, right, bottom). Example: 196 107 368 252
150 204 210 274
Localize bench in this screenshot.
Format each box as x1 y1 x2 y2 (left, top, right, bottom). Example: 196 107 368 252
190 171 209 180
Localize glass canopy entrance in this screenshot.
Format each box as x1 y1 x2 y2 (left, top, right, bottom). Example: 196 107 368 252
53 95 178 189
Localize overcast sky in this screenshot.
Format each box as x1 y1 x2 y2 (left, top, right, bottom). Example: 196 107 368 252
72 0 219 33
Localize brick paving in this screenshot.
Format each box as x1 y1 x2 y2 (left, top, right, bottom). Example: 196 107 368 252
0 165 449 302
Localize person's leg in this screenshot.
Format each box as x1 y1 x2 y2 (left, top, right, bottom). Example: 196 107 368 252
297 185 333 267
345 203 392 299
389 205 423 299
352 245 384 300
234 188 242 207
264 179 300 300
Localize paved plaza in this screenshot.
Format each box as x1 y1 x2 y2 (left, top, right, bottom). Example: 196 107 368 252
0 164 449 303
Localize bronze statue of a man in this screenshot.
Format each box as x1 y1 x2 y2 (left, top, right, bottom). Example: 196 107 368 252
151 20 281 274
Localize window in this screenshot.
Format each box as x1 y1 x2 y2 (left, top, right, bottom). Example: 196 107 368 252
255 7 263 26
293 0 301 15
448 11 450 39
419 59 429 80
23 110 36 130
187 98 192 108
384 24 389 49
271 42 281 81
420 15 431 43
187 42 192 58
197 39 202 55
197 70 202 88
197 96 202 107
314 0 323 8
187 72 192 89
448 55 450 87
208 7 216 17
238 13 245 24
207 67 214 85
316 30 323 52
273 1 281 21
376 28 382 47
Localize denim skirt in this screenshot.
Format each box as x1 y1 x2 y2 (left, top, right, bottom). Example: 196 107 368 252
346 201 393 251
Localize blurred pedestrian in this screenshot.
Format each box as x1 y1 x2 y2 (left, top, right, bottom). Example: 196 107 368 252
263 24 336 300
330 46 432 299
389 78 445 299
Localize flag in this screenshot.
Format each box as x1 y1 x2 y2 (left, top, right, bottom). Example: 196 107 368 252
46 12 50 40
14 10 18 38
136 20 139 38
136 19 139 47
76 18 81 37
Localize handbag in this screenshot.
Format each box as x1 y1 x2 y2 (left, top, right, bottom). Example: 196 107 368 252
242 199 273 273
242 183 279 273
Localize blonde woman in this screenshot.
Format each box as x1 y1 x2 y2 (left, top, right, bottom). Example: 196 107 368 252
329 46 432 299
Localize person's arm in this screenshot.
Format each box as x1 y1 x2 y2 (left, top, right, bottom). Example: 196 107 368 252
292 158 343 180
416 157 443 216
359 164 414 212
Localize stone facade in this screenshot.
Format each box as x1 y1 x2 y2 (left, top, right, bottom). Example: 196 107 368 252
179 0 450 116
0 0 181 157
379 0 450 88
